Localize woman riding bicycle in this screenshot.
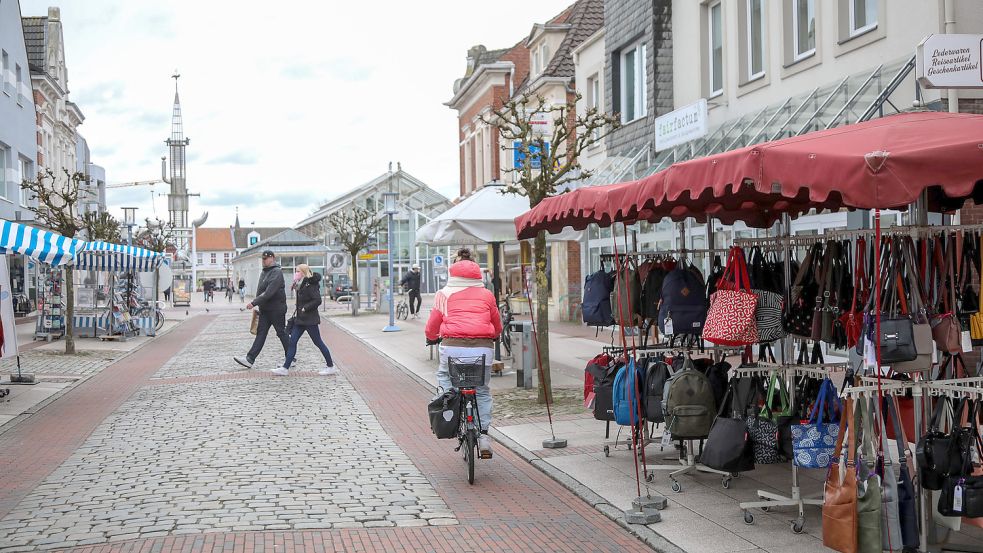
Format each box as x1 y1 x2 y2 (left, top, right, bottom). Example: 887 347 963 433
425 248 502 458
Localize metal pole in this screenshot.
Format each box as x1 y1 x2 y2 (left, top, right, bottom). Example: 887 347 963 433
383 209 399 332
191 225 197 296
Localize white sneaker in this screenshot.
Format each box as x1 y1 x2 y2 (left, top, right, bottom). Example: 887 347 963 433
318 366 338 376
478 434 493 458
270 367 289 376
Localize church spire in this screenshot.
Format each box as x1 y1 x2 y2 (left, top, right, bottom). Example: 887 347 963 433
235 207 240 230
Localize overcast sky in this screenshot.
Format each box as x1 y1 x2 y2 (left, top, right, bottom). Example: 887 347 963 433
19 0 573 228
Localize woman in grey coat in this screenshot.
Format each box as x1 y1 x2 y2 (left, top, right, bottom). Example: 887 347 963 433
272 264 336 376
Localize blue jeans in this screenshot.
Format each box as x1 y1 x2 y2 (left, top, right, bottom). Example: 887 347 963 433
283 323 333 369
436 345 493 431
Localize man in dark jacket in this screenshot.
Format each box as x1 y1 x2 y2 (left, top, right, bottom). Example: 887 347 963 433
235 250 289 369
399 265 422 318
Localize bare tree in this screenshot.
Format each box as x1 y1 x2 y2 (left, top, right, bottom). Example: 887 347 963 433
483 92 619 404
135 217 177 253
326 206 382 295
20 169 88 354
82 211 122 242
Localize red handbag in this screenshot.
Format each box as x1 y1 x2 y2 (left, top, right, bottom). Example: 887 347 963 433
704 247 759 346
838 238 867 349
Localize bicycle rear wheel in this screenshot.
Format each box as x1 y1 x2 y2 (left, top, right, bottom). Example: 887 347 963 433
154 310 165 331
465 431 476 485
397 303 408 320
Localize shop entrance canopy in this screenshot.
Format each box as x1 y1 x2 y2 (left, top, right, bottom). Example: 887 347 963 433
0 220 87 266
516 111 983 238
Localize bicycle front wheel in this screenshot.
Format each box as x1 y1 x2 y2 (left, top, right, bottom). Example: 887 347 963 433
397 304 408 320
154 310 165 331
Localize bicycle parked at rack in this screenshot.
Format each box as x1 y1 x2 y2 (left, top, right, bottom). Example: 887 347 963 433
449 355 488 485
131 299 166 331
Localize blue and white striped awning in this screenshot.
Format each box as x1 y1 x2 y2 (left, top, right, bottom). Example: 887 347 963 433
74 241 166 272
0 220 88 266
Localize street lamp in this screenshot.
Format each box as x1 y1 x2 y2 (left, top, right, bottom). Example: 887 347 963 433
191 212 209 296
122 207 138 246
382 190 400 332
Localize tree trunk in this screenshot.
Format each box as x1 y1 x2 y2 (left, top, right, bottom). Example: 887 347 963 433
64 266 75 355
349 251 359 293
533 231 552 405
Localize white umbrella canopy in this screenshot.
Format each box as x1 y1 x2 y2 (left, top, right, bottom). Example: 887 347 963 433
416 184 580 245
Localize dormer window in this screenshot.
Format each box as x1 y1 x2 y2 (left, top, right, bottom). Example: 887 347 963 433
532 42 551 76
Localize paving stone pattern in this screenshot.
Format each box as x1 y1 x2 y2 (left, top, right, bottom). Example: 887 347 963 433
152 315 329 379
0 317 454 551
1 350 121 378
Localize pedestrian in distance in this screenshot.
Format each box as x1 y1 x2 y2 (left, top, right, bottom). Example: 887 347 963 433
226 284 234 302
400 264 423 318
425 248 502 458
238 277 246 303
235 250 289 369
272 264 336 376
163 286 171 302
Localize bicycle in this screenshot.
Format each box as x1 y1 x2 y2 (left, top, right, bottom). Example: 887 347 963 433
132 300 165 331
498 296 514 357
448 355 488 485
395 291 409 321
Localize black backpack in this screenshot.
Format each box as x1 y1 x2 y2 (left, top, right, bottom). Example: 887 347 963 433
658 265 707 336
588 357 620 421
642 358 672 423
582 269 615 326
640 266 669 319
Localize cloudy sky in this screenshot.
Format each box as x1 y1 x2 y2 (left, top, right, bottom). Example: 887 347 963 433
19 0 573 228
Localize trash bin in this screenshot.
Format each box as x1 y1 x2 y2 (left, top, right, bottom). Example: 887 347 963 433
510 321 534 388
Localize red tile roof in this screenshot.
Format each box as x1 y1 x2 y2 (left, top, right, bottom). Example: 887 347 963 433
195 228 235 251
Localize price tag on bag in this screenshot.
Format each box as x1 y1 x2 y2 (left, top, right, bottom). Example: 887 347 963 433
961 331 973 353
954 484 964 512
864 337 877 366
664 317 674 336
661 431 672 448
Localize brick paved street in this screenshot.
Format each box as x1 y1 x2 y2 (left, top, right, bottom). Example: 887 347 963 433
0 310 652 552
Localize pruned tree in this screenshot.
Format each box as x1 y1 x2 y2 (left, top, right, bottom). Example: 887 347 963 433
326 206 382 295
82 211 122 242
20 169 88 355
135 217 177 253
483 91 620 404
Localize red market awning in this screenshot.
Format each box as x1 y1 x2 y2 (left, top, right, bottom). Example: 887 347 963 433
515 111 983 239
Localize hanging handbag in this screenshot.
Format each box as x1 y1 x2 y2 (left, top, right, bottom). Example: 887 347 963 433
701 382 755 472
792 377 840 468
753 288 785 344
876 240 918 365
745 375 784 465
893 238 934 372
885 397 919 550
839 238 868 349
704 247 760 346
855 400 882 553
784 243 821 338
971 240 983 345
823 398 859 553
937 401 983 518
811 242 837 342
866 398 903 552
931 235 963 354
918 397 976 491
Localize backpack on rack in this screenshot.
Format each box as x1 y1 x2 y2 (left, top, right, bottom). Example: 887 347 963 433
658 264 708 337
582 268 615 327
642 358 673 423
612 358 643 426
640 261 673 319
588 356 620 421
663 358 717 440
610 261 641 326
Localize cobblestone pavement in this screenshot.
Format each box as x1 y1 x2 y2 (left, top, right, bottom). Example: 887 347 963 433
1 350 122 379
0 311 651 552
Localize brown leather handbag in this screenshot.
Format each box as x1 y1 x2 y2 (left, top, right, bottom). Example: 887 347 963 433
823 398 858 553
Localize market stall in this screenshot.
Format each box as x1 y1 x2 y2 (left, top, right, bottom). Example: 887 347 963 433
515 110 983 551
73 241 168 338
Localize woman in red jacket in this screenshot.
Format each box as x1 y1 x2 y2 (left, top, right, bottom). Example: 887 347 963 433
425 249 503 458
